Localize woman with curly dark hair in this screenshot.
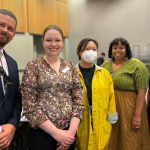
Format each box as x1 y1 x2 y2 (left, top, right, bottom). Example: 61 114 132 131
102 37 150 150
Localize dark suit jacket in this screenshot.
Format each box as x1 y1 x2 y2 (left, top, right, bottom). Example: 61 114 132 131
97 57 104 66
0 50 22 128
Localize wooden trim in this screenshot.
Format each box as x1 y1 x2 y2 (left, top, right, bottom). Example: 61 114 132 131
55 0 68 3
24 0 28 32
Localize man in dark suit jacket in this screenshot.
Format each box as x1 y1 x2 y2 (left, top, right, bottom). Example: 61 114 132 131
97 52 105 66
0 9 22 149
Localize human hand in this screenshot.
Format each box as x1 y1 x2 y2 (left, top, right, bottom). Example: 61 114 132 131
131 117 141 132
56 144 70 150
0 124 16 149
57 129 76 149
52 129 75 147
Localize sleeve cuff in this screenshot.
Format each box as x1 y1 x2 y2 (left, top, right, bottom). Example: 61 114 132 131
107 112 118 124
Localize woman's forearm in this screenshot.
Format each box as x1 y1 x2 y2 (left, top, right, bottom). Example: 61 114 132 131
68 117 80 136
134 89 147 119
146 90 150 107
38 120 58 136
38 119 75 146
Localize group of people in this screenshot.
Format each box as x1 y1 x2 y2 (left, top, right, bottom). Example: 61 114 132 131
0 9 149 150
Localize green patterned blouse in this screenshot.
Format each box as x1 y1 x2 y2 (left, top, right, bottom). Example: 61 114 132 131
101 58 148 90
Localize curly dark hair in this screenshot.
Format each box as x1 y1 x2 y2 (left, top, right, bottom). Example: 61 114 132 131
108 37 132 60
76 38 98 60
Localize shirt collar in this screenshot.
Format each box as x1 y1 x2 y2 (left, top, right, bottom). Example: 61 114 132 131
76 63 102 70
0 49 4 54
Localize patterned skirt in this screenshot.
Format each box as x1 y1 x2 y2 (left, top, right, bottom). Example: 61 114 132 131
108 90 150 150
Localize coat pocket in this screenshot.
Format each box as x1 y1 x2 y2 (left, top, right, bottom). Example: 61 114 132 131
100 120 112 149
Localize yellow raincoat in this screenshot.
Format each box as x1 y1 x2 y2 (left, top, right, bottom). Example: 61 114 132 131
75 65 117 150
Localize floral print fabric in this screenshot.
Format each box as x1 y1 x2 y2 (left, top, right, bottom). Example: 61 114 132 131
21 57 84 129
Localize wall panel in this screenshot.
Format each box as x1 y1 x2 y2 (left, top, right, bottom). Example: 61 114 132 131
0 0 28 32
27 0 68 36
56 0 68 3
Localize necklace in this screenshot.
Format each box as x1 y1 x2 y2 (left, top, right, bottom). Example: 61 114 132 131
112 59 128 71
44 56 60 70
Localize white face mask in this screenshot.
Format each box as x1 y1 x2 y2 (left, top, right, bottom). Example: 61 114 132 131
82 50 97 63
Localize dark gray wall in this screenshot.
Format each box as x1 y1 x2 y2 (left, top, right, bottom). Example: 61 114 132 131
68 0 150 64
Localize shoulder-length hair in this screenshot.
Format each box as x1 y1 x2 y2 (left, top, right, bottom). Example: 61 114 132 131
76 38 98 60
108 37 132 60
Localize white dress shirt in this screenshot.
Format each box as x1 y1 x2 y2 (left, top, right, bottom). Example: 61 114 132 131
0 49 9 94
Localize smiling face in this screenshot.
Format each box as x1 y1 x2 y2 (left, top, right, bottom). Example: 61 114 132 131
42 29 64 57
0 13 16 49
112 42 126 61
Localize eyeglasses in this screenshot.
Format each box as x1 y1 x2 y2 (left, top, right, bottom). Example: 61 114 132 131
0 66 13 85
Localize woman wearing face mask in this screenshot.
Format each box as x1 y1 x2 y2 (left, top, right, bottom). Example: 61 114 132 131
75 38 118 150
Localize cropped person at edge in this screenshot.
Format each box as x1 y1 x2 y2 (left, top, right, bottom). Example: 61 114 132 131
0 9 22 150
102 37 150 150
21 25 84 150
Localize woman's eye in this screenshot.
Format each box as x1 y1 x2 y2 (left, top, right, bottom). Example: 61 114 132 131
56 40 61 42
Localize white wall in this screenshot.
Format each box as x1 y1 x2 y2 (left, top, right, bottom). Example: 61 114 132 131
68 0 150 64
4 33 34 81
5 33 34 69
